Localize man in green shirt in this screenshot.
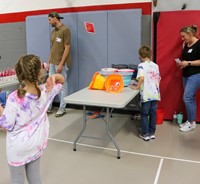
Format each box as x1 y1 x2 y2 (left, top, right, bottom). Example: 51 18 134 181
47 12 72 117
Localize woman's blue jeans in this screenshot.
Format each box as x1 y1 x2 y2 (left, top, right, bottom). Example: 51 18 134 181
141 100 157 135
183 73 200 122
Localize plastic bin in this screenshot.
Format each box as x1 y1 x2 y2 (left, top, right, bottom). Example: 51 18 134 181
117 70 134 87
111 64 128 69
156 109 164 125
129 64 138 79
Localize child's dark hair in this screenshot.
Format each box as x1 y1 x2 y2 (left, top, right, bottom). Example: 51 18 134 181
15 54 42 98
138 45 152 59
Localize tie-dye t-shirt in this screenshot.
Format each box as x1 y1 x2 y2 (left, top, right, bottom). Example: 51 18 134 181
0 83 62 166
136 61 161 102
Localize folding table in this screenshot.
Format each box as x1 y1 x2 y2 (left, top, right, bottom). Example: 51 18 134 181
64 87 139 159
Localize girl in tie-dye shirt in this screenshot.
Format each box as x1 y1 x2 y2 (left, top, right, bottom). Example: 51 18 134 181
0 54 64 184
130 46 161 141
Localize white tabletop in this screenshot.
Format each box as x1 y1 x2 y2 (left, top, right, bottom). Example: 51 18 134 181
64 87 139 109
0 80 18 89
0 70 48 89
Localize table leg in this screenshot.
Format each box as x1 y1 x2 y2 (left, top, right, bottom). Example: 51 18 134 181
105 107 121 159
73 105 87 151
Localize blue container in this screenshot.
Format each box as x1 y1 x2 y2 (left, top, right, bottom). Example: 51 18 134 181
117 72 133 86
177 113 183 124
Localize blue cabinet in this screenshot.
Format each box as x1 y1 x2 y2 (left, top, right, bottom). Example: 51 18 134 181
26 15 50 62
108 10 141 66
77 11 107 89
61 13 78 94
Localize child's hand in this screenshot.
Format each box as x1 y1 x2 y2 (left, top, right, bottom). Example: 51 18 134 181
45 75 55 92
129 84 138 90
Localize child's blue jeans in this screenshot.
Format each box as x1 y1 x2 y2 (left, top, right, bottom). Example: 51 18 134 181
141 100 157 135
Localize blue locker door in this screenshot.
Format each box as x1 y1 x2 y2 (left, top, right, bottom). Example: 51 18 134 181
26 15 50 62
108 10 141 67
77 11 107 90
26 13 78 95
61 13 78 95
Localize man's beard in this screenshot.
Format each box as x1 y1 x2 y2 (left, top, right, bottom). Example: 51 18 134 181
51 23 56 27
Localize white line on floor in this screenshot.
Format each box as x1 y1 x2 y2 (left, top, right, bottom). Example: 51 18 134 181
154 158 163 184
48 137 200 164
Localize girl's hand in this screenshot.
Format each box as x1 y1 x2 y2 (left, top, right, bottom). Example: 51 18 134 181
45 75 55 92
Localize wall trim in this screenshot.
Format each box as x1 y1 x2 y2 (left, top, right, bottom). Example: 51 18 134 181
0 2 151 23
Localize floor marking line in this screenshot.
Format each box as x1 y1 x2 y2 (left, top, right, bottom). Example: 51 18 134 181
48 137 200 164
154 158 163 184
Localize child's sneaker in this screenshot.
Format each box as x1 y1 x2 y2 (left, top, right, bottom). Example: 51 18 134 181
139 133 150 141
179 121 196 132
150 133 155 139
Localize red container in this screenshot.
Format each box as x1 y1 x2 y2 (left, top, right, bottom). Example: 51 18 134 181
156 109 164 125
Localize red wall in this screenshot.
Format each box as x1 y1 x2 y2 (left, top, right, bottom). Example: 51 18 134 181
155 11 200 122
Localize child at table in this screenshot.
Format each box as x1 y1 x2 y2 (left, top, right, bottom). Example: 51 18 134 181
130 45 161 141
0 54 64 183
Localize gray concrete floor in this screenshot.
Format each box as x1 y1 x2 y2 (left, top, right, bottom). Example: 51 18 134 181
1 108 200 184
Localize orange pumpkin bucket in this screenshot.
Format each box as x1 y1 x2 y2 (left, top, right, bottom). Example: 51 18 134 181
105 74 124 93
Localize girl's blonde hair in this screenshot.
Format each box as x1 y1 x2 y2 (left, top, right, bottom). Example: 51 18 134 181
15 54 42 98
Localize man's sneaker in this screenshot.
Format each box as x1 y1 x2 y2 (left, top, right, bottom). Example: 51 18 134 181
139 133 150 141
150 133 155 139
179 121 196 132
47 109 53 114
55 108 66 117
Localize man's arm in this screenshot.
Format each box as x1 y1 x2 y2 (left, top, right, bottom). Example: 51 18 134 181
57 44 70 73
60 44 70 66
46 53 51 71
